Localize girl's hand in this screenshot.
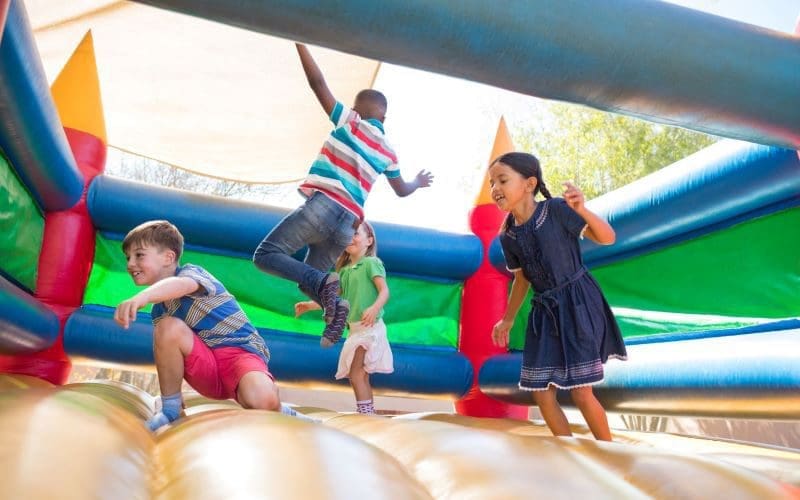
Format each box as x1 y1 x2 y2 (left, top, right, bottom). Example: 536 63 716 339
294 301 316 317
563 181 585 212
492 318 514 348
361 305 378 327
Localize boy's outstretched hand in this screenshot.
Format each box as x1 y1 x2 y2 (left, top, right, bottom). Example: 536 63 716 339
415 169 434 189
388 169 434 197
114 294 148 329
563 181 585 212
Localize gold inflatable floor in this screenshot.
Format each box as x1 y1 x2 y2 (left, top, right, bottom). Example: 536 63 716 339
1 374 798 499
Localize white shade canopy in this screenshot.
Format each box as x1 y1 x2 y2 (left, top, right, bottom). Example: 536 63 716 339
26 0 380 183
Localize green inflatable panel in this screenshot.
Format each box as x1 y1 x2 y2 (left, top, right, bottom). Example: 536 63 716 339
0 154 43 290
508 207 799 349
84 234 461 347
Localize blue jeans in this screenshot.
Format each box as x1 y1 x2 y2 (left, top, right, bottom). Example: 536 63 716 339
253 192 358 303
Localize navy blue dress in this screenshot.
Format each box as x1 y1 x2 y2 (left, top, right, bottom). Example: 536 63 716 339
500 198 627 391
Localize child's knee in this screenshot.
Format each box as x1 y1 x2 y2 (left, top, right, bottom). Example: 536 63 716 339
533 387 558 406
153 317 193 347
242 387 280 411
252 240 282 269
348 366 369 386
570 387 596 407
237 372 280 411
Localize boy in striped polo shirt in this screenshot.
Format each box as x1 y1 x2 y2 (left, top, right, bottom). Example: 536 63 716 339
115 220 306 430
254 43 433 347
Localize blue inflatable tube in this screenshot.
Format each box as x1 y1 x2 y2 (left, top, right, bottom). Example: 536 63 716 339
0 275 59 354
478 326 800 418
266 329 474 397
63 306 154 364
0 0 83 211
65 306 474 398
88 175 481 281
131 0 800 148
490 141 800 271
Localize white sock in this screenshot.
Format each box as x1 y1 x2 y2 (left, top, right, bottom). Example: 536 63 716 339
356 399 375 415
281 403 315 422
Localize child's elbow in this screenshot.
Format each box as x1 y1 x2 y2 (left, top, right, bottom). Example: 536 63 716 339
388 179 413 197
590 227 615 245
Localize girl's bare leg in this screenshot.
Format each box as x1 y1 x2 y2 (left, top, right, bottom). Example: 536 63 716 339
533 386 572 437
570 386 612 441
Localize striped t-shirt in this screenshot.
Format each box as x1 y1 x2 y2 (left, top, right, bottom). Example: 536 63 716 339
151 264 270 363
299 100 400 219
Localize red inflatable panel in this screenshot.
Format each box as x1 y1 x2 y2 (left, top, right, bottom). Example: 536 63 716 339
0 128 105 383
456 204 527 418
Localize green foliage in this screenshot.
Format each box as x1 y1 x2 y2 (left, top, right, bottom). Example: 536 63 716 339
513 103 718 199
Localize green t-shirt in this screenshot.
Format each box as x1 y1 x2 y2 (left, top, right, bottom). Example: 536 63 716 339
339 256 386 323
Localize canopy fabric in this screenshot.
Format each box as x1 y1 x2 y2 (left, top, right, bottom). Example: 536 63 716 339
25 0 380 183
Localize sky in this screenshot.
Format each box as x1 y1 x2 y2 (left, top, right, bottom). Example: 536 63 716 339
335 0 799 234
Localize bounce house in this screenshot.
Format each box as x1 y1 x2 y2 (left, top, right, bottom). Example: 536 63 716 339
0 0 798 497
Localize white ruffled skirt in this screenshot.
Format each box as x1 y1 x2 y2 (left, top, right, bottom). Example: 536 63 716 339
335 319 394 379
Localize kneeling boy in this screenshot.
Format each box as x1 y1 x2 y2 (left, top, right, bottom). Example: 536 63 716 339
114 220 302 430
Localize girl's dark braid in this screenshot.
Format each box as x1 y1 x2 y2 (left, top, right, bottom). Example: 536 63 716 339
537 180 553 199
492 151 552 199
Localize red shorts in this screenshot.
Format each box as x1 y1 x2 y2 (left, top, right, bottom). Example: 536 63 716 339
184 335 273 402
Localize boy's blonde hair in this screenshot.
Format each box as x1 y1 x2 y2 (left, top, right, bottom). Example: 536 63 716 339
335 220 377 271
122 220 184 260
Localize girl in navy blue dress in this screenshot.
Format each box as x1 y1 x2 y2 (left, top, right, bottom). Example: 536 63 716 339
489 152 627 441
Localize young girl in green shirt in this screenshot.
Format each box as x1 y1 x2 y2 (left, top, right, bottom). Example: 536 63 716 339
295 221 394 415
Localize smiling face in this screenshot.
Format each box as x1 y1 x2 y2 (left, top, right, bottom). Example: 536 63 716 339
124 244 176 286
345 223 374 259
488 161 538 213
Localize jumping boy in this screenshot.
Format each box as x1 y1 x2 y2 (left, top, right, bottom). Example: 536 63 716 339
253 43 433 347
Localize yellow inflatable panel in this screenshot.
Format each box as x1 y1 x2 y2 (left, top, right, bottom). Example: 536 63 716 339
0 388 152 499
50 31 107 143
0 373 54 391
153 411 431 499
0 378 798 499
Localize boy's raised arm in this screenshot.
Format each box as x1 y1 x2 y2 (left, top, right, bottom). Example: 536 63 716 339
296 43 335 116
387 169 434 197
115 277 200 329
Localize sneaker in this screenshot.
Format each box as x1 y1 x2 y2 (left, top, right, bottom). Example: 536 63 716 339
321 299 349 347
318 273 340 324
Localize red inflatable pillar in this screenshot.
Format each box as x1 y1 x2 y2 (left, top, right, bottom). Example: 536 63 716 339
455 118 528 418
0 32 106 383
0 0 10 41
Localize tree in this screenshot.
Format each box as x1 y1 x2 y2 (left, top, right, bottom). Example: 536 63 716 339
513 102 719 199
